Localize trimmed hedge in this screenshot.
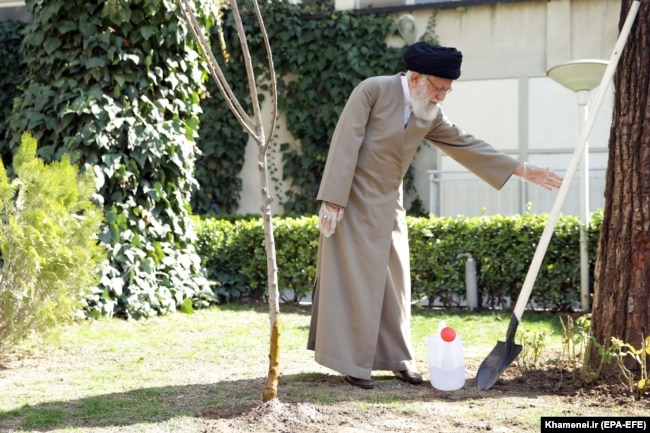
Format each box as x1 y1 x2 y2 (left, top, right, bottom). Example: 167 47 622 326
195 215 320 303
195 212 602 312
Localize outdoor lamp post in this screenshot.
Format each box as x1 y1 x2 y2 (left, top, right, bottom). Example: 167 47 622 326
547 59 608 312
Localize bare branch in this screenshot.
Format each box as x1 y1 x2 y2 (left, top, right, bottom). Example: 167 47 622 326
176 0 256 136
253 0 278 150
230 0 263 144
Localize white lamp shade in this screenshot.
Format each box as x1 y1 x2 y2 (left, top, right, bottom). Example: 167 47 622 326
547 59 608 92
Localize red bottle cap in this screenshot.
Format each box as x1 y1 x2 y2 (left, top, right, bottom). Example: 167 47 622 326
440 326 456 342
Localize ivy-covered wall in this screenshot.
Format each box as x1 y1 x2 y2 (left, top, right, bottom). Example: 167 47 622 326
0 0 434 317
5 0 213 319
0 19 26 168
193 0 436 215
2 1 431 217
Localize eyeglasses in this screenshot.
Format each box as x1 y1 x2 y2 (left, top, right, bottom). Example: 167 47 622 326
426 77 453 95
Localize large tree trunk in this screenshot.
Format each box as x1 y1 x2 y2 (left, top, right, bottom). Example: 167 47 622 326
590 0 649 376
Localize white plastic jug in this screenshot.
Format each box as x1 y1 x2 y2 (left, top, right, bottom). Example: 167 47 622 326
427 321 465 391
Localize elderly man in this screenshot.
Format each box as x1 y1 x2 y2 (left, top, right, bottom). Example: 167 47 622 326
307 42 562 390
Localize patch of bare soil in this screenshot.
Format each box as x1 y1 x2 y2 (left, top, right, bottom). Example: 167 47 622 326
195 358 650 433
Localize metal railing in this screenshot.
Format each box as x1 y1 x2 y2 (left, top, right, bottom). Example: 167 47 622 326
427 168 606 217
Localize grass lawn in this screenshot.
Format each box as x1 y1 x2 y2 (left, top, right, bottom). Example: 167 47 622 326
0 304 646 433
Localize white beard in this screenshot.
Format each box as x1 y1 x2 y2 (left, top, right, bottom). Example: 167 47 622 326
411 78 438 121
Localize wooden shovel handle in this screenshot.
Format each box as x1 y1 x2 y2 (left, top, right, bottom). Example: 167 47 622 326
512 0 641 321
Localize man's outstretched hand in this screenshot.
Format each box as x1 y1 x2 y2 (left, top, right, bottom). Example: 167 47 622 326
516 162 563 190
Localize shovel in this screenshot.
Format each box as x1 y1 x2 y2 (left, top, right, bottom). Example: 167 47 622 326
475 0 640 391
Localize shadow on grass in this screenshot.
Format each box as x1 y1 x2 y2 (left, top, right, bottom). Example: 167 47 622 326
0 367 577 432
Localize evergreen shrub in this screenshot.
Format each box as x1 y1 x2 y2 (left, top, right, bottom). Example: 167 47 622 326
0 133 105 352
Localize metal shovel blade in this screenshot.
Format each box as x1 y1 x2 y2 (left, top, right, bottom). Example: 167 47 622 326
475 315 522 390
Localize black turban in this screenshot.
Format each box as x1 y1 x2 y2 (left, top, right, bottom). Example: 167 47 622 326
403 42 463 80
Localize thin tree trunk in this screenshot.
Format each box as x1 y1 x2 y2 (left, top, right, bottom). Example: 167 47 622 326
590 0 649 377
176 0 281 401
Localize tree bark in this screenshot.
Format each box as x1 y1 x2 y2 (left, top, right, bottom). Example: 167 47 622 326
591 0 649 376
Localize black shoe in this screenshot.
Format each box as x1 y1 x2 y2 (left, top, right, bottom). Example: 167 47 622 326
394 370 423 385
344 375 375 389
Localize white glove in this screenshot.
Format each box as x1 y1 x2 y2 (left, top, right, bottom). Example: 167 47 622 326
319 202 345 237
519 162 563 191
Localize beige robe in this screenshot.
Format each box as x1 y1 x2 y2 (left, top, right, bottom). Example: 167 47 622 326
307 73 520 380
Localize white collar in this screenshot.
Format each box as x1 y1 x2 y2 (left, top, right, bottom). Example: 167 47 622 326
401 75 412 126
400 75 411 106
